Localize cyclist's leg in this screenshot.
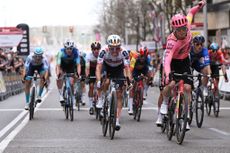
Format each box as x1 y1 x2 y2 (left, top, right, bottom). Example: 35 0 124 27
36 65 48 102
88 81 94 114
24 65 33 109
56 69 64 104
200 65 211 96
70 77 76 109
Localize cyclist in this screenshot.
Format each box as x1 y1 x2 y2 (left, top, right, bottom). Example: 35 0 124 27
155 52 165 126
208 43 228 97
160 0 206 130
128 47 153 115
96 34 131 130
79 51 87 106
190 35 211 96
86 41 101 115
56 39 81 109
22 47 49 110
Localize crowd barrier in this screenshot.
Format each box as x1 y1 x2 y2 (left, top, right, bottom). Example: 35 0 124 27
0 72 24 101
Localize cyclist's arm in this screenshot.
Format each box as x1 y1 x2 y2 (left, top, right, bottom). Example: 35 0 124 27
122 50 132 80
164 40 175 82
56 51 62 77
187 0 206 29
85 53 90 77
96 49 106 82
76 55 81 77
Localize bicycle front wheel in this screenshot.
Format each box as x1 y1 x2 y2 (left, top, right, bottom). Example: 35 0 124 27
29 87 36 120
137 87 143 122
213 96 220 117
68 88 74 121
109 91 117 140
176 94 188 145
195 88 204 128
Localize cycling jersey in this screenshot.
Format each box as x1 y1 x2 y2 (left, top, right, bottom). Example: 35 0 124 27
56 48 80 73
24 53 49 79
25 54 49 72
164 5 203 79
208 50 224 64
190 47 210 72
97 46 129 67
130 51 151 70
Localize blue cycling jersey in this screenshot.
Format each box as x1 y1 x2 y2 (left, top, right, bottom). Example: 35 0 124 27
190 46 210 72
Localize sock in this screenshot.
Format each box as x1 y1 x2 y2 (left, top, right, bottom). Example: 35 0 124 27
89 97 93 107
163 96 169 105
38 87 44 97
128 98 133 110
58 89 62 96
26 93 30 104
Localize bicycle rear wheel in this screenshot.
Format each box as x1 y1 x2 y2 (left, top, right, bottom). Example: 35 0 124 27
75 92 80 111
176 94 188 145
29 87 35 120
137 87 143 122
213 96 220 117
195 88 204 128
205 95 212 116
109 91 117 140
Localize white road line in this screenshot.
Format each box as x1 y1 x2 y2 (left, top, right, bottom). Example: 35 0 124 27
208 128 230 136
0 111 27 139
0 109 24 111
0 90 51 153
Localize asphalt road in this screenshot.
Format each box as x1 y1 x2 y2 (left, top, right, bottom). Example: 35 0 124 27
0 81 230 153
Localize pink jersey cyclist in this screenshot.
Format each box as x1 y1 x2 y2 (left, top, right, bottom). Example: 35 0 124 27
163 1 206 84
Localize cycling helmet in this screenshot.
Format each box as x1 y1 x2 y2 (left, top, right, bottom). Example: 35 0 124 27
171 14 188 28
139 47 148 56
193 35 205 44
107 34 121 47
64 39 74 48
91 41 101 50
34 47 44 55
210 43 219 51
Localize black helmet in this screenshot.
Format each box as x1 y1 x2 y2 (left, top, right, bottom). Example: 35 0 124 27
193 35 205 44
91 42 101 50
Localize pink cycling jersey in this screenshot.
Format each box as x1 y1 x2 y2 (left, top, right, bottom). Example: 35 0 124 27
163 3 205 79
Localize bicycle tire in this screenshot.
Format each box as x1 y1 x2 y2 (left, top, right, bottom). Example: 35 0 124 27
166 99 175 140
205 95 212 116
137 87 143 122
188 92 196 125
161 115 167 133
63 86 69 120
195 88 204 128
68 88 74 121
29 87 35 120
213 96 220 117
75 92 80 111
176 94 188 145
133 89 138 120
102 98 109 136
109 91 117 140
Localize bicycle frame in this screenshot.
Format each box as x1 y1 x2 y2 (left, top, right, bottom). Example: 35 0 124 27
174 80 184 119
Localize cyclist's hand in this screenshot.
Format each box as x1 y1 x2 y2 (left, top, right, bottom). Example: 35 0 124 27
97 80 101 89
198 0 206 8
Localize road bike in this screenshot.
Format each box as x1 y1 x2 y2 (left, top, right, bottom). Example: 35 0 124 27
101 77 125 140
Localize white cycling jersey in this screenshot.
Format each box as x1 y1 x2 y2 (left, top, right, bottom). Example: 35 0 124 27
86 52 97 68
24 53 49 71
97 46 129 67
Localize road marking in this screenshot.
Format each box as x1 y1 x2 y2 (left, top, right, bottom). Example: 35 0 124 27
0 90 51 153
0 109 24 111
0 111 27 139
208 128 230 136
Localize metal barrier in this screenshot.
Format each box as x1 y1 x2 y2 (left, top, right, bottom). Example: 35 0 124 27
0 72 24 101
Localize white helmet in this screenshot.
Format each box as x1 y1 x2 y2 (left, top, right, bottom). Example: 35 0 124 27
107 34 121 47
64 39 74 48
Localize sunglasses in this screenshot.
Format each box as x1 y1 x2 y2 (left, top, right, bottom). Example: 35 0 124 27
66 47 73 50
109 47 120 52
93 48 100 50
175 26 187 32
195 43 203 47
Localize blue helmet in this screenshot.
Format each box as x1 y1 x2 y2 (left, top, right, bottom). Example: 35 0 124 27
34 47 44 55
210 43 219 51
193 35 205 44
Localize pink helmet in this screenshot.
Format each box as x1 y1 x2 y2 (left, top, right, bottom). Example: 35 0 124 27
171 14 188 28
